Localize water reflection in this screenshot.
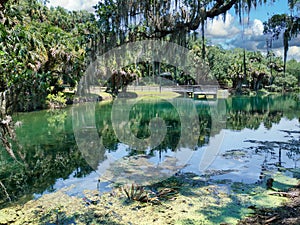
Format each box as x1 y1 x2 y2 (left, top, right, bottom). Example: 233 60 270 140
0 94 299 206
201 118 299 183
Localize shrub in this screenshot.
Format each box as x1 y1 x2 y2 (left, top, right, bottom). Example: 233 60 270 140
46 92 67 110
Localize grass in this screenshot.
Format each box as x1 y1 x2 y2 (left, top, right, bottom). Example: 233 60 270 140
98 91 113 100
96 89 181 101
134 90 181 99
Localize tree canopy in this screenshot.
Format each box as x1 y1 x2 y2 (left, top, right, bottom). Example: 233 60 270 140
0 0 97 112
0 0 299 206
0 0 299 113
93 0 283 58
263 0 300 74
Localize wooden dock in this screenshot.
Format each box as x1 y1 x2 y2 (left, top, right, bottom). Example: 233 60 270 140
172 85 218 100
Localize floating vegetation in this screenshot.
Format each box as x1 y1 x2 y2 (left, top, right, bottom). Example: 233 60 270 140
102 154 184 186
221 149 249 160
204 169 239 177
0 171 299 225
237 185 300 225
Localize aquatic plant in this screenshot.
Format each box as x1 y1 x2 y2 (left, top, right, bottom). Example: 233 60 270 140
120 184 178 204
120 184 149 202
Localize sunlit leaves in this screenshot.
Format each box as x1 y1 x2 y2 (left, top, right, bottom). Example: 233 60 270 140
0 0 97 111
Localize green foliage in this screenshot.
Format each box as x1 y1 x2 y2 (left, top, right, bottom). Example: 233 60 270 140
1 0 299 112
207 45 231 87
46 91 67 110
286 59 300 85
273 73 298 91
263 11 300 73
0 0 96 112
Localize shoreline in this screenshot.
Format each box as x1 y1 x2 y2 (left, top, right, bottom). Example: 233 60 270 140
1 91 298 224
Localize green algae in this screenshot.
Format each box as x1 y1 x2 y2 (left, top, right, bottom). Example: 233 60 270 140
0 171 298 225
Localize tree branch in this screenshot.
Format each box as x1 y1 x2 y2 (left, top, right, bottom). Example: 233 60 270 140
149 0 239 37
206 0 238 19
0 180 11 202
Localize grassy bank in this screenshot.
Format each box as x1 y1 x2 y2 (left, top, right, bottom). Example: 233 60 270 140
68 88 181 104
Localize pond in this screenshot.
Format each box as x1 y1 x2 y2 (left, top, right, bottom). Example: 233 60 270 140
0 93 299 207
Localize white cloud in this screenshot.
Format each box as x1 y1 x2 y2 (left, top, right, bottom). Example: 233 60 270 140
226 19 268 51
206 13 240 38
289 46 300 60
206 16 268 53
273 46 300 61
244 19 264 36
47 0 98 12
223 18 298 62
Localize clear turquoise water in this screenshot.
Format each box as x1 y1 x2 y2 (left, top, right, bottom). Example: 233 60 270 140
1 94 299 203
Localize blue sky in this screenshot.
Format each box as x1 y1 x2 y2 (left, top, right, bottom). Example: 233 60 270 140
47 0 300 61
247 0 289 21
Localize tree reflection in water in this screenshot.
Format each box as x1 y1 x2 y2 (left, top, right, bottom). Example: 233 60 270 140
0 94 299 207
